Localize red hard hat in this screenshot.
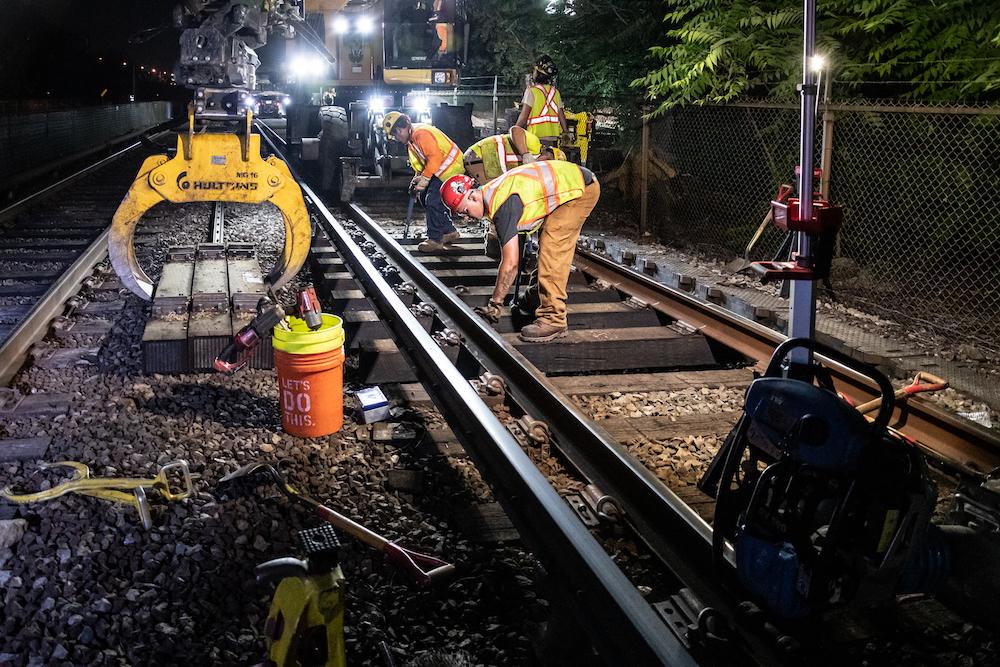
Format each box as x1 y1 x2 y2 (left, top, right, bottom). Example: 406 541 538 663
441 174 477 213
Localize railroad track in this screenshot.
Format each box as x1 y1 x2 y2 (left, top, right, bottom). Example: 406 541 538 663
0 128 178 385
256 120 1000 665
0 120 992 664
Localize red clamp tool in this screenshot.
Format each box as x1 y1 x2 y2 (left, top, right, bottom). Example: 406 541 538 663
751 168 844 283
214 286 323 373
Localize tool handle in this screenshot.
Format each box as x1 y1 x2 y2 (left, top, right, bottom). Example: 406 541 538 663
315 504 388 550
383 541 455 586
403 195 415 240
855 371 949 415
314 505 454 585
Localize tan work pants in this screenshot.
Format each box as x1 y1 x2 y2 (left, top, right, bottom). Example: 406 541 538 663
534 179 601 327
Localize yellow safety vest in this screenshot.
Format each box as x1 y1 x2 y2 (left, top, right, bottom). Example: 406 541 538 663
407 123 464 179
525 84 562 139
482 161 586 234
467 132 542 180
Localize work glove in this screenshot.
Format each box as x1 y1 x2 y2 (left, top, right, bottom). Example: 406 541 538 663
560 130 574 146
409 174 431 195
473 299 502 324
520 152 539 165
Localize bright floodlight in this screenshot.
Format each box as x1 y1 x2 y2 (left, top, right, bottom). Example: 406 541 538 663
333 16 349 34
369 95 387 112
284 96 292 106
308 56 327 77
357 16 375 35
809 54 826 72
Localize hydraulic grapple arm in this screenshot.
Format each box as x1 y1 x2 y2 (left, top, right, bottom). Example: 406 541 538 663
109 131 311 300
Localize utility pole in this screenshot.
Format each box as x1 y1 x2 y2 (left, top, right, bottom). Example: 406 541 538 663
788 0 818 367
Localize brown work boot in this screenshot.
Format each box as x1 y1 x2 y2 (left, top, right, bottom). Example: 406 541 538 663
417 238 448 252
442 230 461 244
519 319 567 342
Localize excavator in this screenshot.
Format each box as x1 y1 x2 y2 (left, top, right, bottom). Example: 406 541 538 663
109 0 313 302
283 0 472 201
109 0 470 300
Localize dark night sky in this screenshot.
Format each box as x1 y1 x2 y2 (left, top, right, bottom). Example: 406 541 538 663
0 1 285 103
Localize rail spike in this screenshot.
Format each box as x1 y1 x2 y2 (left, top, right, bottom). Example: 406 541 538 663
109 133 310 300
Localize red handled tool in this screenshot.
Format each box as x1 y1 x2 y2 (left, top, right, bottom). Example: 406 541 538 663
297 286 323 331
216 462 455 586
214 286 325 373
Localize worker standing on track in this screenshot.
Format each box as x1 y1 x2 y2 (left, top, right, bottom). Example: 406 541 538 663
440 161 600 342
383 111 465 252
515 55 573 149
463 125 567 183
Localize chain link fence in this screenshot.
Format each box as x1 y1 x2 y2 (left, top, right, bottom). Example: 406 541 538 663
611 99 1000 345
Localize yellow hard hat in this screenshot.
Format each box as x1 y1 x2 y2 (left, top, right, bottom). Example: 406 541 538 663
546 147 567 161
382 111 408 139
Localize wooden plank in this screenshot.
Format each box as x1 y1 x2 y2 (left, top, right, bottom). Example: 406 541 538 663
434 268 586 287
315 271 358 291
0 436 52 462
552 369 754 396
453 284 620 306
354 338 461 383
0 270 62 281
342 310 432 348
8 393 72 418
504 327 718 374
495 301 660 333
0 252 75 263
0 239 90 250
0 284 50 297
326 289 415 312
453 502 520 543
417 255 499 269
599 412 741 442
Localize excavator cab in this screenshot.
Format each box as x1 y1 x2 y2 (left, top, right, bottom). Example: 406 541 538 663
289 0 471 200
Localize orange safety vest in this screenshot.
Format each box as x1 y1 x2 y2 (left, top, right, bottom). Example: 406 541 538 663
525 84 562 139
407 124 464 179
482 161 586 234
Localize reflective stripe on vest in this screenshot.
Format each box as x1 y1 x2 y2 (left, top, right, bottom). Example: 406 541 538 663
527 84 560 134
482 161 586 234
407 124 464 179
469 133 542 181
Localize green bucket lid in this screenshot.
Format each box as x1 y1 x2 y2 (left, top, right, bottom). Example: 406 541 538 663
272 313 345 354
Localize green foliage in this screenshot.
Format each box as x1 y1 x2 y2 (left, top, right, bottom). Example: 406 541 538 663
635 0 1000 113
464 0 664 105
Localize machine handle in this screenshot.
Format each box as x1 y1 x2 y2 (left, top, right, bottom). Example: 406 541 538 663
766 337 897 435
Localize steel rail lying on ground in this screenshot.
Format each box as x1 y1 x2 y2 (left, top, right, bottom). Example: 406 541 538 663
256 122 695 666
573 250 1000 477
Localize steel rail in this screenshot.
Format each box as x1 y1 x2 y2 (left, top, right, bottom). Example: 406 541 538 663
573 250 1000 476
342 203 779 666
256 121 695 666
0 124 179 385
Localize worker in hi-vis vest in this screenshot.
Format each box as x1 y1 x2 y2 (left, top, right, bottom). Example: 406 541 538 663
439 161 601 342
463 126 567 183
515 55 572 148
383 111 464 252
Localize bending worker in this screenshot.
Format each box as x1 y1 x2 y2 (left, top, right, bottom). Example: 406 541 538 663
440 160 600 342
464 125 566 183
383 111 464 252
515 55 572 148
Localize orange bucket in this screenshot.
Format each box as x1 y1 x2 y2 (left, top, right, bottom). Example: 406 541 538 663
272 314 345 438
